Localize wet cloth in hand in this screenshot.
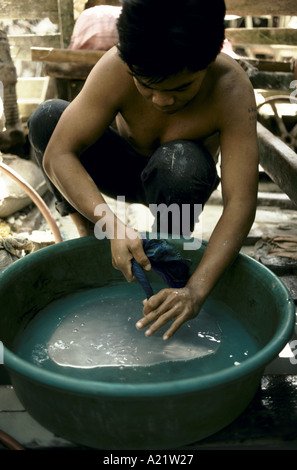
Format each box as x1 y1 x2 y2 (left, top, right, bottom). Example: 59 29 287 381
131 238 192 298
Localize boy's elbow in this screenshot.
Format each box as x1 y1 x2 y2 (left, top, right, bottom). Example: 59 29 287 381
43 149 54 179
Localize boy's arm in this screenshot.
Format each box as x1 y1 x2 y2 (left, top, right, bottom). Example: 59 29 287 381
43 48 151 278
186 81 259 301
43 48 122 221
137 78 259 339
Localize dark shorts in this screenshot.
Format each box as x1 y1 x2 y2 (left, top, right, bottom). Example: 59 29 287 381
28 99 219 232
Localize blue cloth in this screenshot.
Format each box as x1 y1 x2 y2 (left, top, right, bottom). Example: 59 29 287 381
131 238 192 299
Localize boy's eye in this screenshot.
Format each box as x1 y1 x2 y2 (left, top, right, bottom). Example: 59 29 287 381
175 86 189 92
137 80 151 89
136 77 192 93
139 83 189 93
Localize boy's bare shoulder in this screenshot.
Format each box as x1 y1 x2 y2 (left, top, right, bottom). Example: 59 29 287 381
211 53 256 128
213 53 255 103
86 46 134 97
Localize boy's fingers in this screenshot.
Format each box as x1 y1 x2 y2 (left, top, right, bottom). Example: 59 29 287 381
133 250 151 271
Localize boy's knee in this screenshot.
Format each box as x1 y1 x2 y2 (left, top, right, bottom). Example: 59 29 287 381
28 99 65 128
28 99 69 152
141 139 218 205
150 140 196 171
146 140 215 178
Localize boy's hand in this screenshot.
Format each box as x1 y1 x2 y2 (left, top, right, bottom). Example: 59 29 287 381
110 227 151 282
136 286 201 340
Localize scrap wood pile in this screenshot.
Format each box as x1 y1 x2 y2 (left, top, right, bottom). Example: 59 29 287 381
0 219 34 271
254 234 297 261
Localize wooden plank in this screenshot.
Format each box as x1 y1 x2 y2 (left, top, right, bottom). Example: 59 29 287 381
31 48 294 76
250 71 294 91
247 60 292 73
0 0 60 22
258 122 297 205
226 28 297 46
9 36 62 61
7 0 293 19
225 0 297 16
45 63 94 80
31 47 105 65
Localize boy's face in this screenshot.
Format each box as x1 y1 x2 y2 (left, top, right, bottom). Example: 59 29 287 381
133 68 208 114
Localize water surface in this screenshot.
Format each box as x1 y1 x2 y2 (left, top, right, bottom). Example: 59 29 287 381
14 283 259 383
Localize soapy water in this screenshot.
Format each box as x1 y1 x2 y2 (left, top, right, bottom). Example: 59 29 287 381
14 283 259 383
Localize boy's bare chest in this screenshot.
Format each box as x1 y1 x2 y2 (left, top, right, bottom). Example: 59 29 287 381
116 104 215 157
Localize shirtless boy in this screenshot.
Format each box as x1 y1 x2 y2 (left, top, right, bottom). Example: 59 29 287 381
28 0 259 340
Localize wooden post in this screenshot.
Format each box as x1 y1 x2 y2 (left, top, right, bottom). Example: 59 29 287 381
58 0 75 48
258 122 297 206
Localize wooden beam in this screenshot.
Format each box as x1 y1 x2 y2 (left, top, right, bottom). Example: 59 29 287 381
44 63 94 80
250 71 294 91
9 36 62 61
225 0 297 16
246 59 292 73
226 28 297 46
6 0 296 19
31 47 105 65
31 47 294 77
258 122 297 206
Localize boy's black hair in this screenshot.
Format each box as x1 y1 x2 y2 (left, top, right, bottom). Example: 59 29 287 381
117 0 226 83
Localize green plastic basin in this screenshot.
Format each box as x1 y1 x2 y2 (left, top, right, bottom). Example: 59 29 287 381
0 236 295 449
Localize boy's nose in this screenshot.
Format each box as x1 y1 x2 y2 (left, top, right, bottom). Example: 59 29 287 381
152 91 175 107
